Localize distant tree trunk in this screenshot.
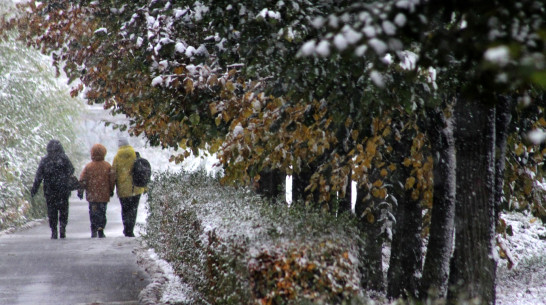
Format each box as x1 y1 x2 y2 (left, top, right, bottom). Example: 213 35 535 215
291 167 318 205
355 186 384 291
420 106 456 299
494 96 514 221
255 169 284 202
338 170 353 214
447 99 497 305
387 130 423 299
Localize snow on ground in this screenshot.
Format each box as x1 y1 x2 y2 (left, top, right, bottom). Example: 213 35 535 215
496 212 546 305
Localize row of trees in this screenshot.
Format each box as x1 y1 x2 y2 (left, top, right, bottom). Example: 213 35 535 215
2 0 546 304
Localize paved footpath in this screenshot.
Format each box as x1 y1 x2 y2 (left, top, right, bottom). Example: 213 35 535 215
0 194 150 305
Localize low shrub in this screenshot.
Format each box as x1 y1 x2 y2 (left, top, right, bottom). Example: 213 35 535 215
144 170 366 305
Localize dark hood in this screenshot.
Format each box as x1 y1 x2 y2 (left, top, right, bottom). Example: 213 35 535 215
46 139 65 155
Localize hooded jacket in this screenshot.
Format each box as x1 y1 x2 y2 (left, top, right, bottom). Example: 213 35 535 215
79 144 115 203
112 144 146 198
31 139 75 198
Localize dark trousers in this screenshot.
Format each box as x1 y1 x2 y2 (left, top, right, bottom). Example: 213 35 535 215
88 202 107 232
120 195 140 236
46 194 69 234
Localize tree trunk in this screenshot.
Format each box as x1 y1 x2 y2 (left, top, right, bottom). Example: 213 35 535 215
355 186 385 291
420 106 456 299
255 169 284 202
338 170 353 214
291 168 316 205
447 99 497 305
494 96 513 221
387 130 423 299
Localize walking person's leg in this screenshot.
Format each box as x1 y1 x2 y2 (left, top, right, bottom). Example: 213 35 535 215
58 195 69 239
89 202 98 238
121 195 140 237
46 202 58 239
97 202 107 238
120 197 130 236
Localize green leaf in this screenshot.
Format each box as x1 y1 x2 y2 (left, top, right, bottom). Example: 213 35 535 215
531 71 546 89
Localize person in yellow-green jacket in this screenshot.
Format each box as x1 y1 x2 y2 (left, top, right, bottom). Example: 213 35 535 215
112 137 146 237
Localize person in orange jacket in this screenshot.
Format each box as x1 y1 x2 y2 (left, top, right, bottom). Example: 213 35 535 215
78 144 115 238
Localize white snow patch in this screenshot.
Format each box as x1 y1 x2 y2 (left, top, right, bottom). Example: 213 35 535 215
151 76 163 87
333 33 348 51
368 38 388 55
175 42 186 54
136 37 144 47
528 129 546 144
484 45 510 67
257 8 281 21
394 13 407 27
342 25 362 45
233 124 244 137
316 40 330 57
363 25 377 38
382 20 396 36
185 46 197 58
370 70 385 87
94 28 107 35
300 40 316 56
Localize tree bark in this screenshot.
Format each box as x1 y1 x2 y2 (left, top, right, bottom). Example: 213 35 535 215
338 170 353 214
420 106 456 299
494 96 514 221
447 99 497 305
355 186 385 291
387 130 423 299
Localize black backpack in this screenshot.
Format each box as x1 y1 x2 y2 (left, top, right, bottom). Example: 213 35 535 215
133 152 151 187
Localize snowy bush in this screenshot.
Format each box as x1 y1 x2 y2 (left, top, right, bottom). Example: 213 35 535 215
0 32 84 229
144 170 366 305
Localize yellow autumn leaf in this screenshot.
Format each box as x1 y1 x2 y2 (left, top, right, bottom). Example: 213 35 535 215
209 103 218 115
225 80 235 92
380 169 388 177
379 188 387 199
382 126 391 137
530 217 537 224
173 66 185 74
538 117 546 127
373 179 383 188
389 163 397 171
411 189 420 200
352 130 359 141
366 140 377 156
403 158 412 167
184 78 193 94
371 188 381 198
515 143 525 156
366 212 375 224
207 74 218 86
405 176 416 190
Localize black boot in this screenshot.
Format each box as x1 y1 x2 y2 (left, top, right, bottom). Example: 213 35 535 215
91 231 97 238
59 227 66 239
97 228 105 238
51 229 58 239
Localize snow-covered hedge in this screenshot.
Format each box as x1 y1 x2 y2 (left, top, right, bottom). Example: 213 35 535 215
144 170 367 305
0 33 84 229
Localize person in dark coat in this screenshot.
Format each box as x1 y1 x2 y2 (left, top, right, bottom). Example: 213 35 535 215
31 139 75 239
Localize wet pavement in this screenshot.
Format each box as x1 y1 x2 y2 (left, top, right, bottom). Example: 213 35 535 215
0 194 150 305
